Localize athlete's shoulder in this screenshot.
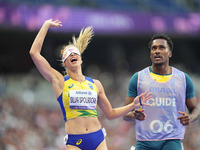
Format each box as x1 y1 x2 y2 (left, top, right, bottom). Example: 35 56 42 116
64 75 70 81
138 66 149 72
131 72 138 81
172 67 185 74
173 67 192 80
130 67 150 81
85 76 95 83
183 73 195 99
172 67 186 80
184 73 194 88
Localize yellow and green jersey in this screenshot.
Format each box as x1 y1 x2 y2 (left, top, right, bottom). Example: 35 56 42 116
57 75 98 122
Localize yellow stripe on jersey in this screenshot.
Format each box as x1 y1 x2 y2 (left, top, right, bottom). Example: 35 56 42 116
150 72 172 83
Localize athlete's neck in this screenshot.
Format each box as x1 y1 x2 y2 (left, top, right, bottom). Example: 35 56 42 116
151 65 172 75
67 71 85 82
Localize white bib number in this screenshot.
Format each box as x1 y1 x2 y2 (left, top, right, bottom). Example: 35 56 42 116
69 90 97 110
150 120 174 133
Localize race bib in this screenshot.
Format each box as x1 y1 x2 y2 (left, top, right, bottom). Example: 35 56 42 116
69 90 97 110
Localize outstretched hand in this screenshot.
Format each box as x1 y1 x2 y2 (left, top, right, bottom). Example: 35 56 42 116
133 90 152 107
44 19 62 28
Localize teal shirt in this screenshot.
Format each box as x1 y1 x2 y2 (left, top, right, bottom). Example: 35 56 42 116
127 69 195 99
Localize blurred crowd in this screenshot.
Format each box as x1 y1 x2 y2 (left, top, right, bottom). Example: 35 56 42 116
0 96 137 150
0 67 200 150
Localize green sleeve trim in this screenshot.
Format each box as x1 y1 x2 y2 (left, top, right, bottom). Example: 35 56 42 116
185 73 195 99
127 72 138 97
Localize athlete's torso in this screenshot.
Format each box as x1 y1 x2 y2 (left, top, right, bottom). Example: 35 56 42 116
57 75 102 134
57 75 98 121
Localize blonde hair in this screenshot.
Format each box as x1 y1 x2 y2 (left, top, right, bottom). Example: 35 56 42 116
61 26 94 55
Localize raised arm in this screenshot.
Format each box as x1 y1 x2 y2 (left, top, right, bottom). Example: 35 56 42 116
94 79 152 120
29 19 64 97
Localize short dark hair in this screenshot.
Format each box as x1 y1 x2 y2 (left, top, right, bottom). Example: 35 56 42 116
149 33 173 51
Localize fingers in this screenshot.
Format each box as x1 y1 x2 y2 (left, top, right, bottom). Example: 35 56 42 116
177 111 186 120
140 90 152 101
177 115 188 121
53 20 62 26
181 120 189 126
143 90 152 100
134 94 150 107
46 19 63 27
143 89 149 96
140 92 152 105
54 20 62 25
178 111 186 115
142 102 150 106
138 93 144 98
179 118 190 126
144 92 152 100
177 111 190 126
134 90 152 110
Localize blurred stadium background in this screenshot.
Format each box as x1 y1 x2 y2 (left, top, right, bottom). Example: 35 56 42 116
0 0 200 150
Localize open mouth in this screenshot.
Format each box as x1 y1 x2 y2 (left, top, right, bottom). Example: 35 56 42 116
70 57 78 62
154 55 162 59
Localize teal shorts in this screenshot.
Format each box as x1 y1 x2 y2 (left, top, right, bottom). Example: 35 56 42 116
136 139 183 150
